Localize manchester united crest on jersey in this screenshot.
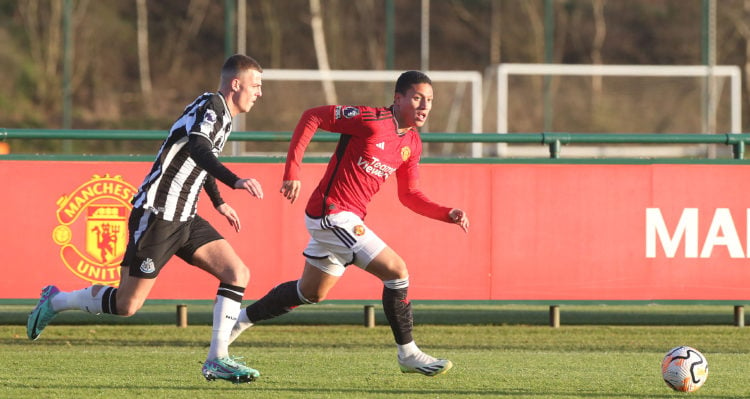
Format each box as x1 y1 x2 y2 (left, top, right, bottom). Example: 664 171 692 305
400 146 411 161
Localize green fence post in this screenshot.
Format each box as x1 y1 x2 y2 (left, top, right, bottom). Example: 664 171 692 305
733 141 745 159
548 140 561 159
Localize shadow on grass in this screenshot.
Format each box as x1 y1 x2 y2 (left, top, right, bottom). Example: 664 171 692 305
1 301 745 326
6 383 738 399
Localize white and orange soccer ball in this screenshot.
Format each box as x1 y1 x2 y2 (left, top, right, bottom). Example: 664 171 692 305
661 346 708 392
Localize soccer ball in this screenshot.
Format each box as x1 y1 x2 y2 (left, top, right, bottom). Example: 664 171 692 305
661 346 708 392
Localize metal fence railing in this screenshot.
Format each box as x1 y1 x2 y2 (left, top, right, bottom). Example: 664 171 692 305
2 129 750 159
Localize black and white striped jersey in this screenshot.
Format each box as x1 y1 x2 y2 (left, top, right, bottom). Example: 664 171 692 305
132 92 233 222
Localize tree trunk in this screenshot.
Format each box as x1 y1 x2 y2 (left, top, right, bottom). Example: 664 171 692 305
165 0 210 78
591 0 606 94
354 0 382 69
490 0 502 65
521 0 543 96
261 0 282 68
744 0 750 118
309 0 337 104
18 0 62 106
724 1 748 132
591 0 606 128
136 0 153 115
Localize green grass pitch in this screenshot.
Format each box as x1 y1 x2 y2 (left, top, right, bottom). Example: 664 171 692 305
1 301 749 398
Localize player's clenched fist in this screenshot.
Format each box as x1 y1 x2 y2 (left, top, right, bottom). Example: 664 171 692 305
449 208 469 233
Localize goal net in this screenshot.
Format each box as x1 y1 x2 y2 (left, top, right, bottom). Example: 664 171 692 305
489 63 742 158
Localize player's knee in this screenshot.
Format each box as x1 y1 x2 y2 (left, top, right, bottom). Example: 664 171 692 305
298 288 324 303
114 293 144 317
297 284 325 304
234 264 250 286
115 300 141 317
385 259 408 280
222 263 250 286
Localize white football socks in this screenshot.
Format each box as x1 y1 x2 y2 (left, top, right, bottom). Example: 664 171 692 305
51 286 106 314
228 308 254 345
398 341 437 363
398 341 419 359
207 295 242 361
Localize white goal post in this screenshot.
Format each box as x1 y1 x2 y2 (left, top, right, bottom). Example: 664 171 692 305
495 63 743 157
263 69 484 157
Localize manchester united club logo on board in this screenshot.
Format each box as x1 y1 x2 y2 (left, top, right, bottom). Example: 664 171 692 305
52 174 136 286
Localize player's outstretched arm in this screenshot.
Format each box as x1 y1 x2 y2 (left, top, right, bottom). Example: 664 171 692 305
282 107 331 192
449 208 470 233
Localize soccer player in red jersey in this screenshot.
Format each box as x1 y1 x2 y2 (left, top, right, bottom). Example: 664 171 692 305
230 71 469 376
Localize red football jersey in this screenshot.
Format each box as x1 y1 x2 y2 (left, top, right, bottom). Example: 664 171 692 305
284 105 452 222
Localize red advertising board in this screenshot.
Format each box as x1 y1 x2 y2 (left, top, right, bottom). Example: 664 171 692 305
1 160 749 301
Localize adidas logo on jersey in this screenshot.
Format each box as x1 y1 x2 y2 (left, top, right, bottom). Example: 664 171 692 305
376 142 385 150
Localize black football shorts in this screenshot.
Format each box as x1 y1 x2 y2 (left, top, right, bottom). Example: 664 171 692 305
121 208 223 278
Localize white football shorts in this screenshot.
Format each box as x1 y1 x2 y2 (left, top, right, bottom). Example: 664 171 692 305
303 211 387 276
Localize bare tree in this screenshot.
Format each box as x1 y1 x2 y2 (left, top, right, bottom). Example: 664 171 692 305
17 0 89 115
309 0 337 104
727 0 750 117
521 1 544 64
490 0 502 65
136 0 153 114
354 0 383 69
18 0 62 106
744 0 750 104
591 0 606 94
164 0 210 78
590 0 606 128
260 0 283 68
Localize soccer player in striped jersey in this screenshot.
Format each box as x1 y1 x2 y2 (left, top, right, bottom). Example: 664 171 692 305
27 54 265 384
230 71 470 377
